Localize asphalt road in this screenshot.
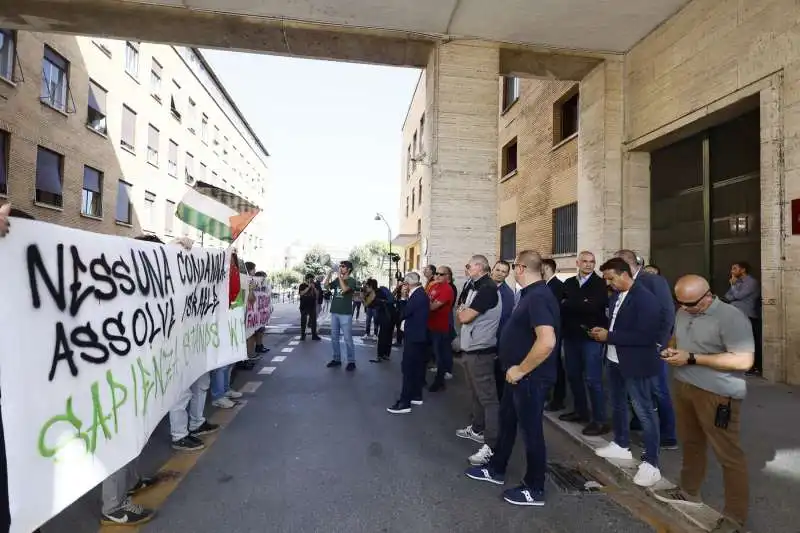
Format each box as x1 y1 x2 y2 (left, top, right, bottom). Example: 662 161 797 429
42 303 673 532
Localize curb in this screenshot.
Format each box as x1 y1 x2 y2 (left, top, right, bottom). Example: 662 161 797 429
543 411 725 531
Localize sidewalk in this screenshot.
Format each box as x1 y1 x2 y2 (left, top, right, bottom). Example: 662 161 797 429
546 375 800 533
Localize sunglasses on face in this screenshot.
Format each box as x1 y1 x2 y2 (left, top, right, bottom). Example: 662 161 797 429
435 272 449 276
676 291 710 308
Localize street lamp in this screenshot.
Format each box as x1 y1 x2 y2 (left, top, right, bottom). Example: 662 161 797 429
374 212 392 286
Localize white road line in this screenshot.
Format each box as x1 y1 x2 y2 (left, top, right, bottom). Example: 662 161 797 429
258 366 276 375
288 341 300 346
294 336 301 340
240 381 263 393
271 355 287 362
281 347 294 353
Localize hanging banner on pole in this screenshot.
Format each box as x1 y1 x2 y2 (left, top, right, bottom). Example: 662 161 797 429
0 219 247 533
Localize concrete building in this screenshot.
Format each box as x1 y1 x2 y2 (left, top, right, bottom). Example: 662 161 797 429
3 0 800 384
0 30 269 262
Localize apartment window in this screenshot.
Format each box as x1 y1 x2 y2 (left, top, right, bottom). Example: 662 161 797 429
147 124 159 166
0 130 8 195
35 146 63 207
187 98 196 134
115 181 132 224
412 132 418 158
165 200 175 235
41 47 69 112
411 189 415 212
121 105 136 152
150 59 162 101
199 162 207 180
500 223 516 261
405 196 409 217
419 114 425 154
92 39 112 58
124 41 139 78
554 86 579 145
417 219 421 235
81 165 103 218
86 80 107 135
502 76 520 111
406 145 412 179
201 114 209 144
418 179 422 206
144 191 156 231
0 29 16 81
168 140 178 177
212 170 218 183
213 125 220 146
170 80 182 121
552 202 578 255
502 138 518 177
185 152 194 182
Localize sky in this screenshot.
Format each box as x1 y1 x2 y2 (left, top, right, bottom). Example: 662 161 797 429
201 50 421 260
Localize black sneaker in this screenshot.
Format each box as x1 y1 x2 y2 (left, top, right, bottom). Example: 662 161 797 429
558 412 589 423
126 476 159 496
312 336 322 341
256 345 270 353
327 360 342 368
387 401 412 414
171 435 205 452
346 362 356 372
300 335 307 340
190 422 220 437
101 502 155 526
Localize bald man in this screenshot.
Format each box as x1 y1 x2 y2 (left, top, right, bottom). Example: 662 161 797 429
654 275 754 532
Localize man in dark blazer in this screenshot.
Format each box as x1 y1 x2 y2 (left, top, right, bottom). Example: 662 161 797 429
388 272 430 414
542 258 566 411
614 250 678 448
590 258 663 488
559 251 610 436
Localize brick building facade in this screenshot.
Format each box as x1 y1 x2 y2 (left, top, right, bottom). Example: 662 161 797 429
0 31 269 262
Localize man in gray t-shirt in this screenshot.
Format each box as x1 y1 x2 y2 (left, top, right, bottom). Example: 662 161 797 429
655 274 754 531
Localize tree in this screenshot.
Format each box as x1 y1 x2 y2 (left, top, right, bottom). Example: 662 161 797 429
302 246 332 277
348 240 389 281
269 269 302 289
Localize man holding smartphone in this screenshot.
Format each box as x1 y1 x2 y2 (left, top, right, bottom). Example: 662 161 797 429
654 274 754 533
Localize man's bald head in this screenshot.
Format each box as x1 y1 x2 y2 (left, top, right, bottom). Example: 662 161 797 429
614 249 639 269
674 274 712 312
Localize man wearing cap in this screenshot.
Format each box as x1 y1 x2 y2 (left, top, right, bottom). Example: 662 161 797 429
324 260 360 371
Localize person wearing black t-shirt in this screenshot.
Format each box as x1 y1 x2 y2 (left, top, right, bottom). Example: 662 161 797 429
465 250 559 507
298 274 321 340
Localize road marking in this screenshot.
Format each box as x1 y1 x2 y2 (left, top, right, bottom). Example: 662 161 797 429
281 347 293 353
239 381 263 394
294 335 301 340
98 401 247 533
271 355 287 362
258 366 276 375
288 341 300 346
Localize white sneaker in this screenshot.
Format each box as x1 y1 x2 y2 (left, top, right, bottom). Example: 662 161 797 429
469 444 494 466
456 425 485 444
445 372 453 380
633 462 662 487
226 389 243 399
595 442 634 460
212 397 236 409
429 367 438 373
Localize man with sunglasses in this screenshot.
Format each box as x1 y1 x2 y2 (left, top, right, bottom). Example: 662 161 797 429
324 261 359 371
655 275 754 533
427 266 455 391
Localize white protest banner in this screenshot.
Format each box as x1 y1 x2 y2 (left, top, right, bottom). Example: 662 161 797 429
0 220 247 533
245 276 273 337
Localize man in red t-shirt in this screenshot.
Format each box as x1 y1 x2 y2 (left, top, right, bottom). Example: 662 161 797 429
428 265 455 392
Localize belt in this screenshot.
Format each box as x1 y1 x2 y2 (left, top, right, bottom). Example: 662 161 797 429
464 348 496 356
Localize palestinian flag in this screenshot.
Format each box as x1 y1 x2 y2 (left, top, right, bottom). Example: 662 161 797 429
176 181 260 243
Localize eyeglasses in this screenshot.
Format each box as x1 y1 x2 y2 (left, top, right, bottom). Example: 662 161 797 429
675 291 710 308
435 272 449 276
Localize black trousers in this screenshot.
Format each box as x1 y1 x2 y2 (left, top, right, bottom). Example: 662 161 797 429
550 341 566 405
0 401 10 533
300 307 317 337
377 317 394 358
751 317 762 372
400 341 427 403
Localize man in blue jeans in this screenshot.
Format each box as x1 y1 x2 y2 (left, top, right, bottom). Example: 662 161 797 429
325 260 359 371
590 258 663 488
465 250 559 507
614 250 678 448
559 251 610 436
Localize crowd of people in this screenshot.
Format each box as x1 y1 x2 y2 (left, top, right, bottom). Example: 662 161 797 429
304 248 756 533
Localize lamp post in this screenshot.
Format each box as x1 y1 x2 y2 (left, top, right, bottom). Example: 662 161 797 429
374 212 392 287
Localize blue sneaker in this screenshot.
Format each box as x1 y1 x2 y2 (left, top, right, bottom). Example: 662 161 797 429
465 466 505 485
503 485 545 506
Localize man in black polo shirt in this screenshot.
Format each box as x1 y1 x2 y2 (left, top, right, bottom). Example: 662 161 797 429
466 250 559 507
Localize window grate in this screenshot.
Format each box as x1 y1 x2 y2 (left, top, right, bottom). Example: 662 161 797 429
552 203 578 255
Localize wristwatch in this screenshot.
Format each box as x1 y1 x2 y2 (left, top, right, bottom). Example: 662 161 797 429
688 352 697 365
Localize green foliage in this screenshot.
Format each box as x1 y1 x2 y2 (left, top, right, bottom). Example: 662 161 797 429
348 240 389 280
302 246 332 277
268 269 303 289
